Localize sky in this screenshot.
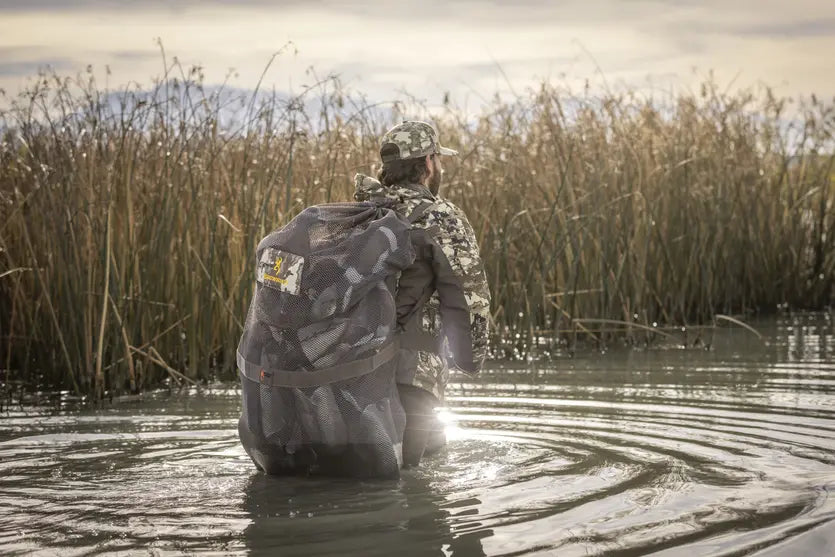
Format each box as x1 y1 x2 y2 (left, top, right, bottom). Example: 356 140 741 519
0 0 833 111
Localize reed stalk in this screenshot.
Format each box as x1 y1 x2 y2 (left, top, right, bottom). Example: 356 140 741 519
0 64 832 397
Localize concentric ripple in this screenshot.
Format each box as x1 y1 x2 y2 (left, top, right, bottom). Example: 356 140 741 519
1 314 834 556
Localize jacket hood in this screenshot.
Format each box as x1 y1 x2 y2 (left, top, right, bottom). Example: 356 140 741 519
353 173 436 204
353 174 386 202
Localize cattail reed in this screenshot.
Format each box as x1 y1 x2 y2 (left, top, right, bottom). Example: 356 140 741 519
0 65 832 397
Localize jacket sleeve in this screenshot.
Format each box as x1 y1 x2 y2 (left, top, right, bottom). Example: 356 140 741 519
429 201 491 374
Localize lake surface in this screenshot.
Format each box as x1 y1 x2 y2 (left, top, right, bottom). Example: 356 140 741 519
1 313 834 556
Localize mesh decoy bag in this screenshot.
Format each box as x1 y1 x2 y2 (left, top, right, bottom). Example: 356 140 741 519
237 201 417 478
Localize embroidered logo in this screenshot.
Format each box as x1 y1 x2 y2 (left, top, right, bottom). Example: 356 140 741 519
256 249 304 295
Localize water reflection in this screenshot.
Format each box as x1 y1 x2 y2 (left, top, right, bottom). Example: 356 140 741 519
242 472 488 556
783 313 833 363
1 313 835 555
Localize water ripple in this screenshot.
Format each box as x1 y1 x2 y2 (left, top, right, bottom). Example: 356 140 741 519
2 315 835 555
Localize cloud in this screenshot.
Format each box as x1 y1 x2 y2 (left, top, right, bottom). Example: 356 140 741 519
0 0 202 12
0 58 74 76
111 50 158 62
0 0 833 109
737 18 835 38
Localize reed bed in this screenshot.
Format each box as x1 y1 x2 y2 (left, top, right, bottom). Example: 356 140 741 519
1 64 833 397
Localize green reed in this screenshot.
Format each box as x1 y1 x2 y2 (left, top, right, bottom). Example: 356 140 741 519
0 64 833 397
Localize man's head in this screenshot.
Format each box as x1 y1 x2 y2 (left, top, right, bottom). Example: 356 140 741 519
376 121 457 195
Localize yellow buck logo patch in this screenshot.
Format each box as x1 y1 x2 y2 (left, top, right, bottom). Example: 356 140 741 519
257 249 304 295
264 257 287 285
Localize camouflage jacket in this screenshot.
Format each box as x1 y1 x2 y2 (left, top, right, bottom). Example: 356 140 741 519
354 174 491 400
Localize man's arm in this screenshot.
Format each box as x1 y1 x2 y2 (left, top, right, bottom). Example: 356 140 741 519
428 200 491 373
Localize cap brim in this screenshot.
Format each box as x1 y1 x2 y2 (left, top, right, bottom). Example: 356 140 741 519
438 145 458 156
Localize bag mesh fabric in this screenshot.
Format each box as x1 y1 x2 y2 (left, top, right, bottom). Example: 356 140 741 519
237 202 415 478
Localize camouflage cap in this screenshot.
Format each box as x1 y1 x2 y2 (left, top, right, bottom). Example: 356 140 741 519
380 120 459 163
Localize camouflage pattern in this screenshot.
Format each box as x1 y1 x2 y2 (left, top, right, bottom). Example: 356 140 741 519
380 121 459 162
354 174 491 400
257 248 304 296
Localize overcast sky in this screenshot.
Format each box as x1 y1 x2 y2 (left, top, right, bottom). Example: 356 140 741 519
1 0 833 110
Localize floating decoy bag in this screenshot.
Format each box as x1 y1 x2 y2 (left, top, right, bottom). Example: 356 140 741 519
237 201 421 478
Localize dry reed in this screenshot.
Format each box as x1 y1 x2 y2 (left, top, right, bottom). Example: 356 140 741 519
0 63 833 397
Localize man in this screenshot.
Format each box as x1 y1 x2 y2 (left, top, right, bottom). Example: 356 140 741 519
354 120 492 466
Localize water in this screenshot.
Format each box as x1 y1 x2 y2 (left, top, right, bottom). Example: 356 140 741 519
2 313 834 556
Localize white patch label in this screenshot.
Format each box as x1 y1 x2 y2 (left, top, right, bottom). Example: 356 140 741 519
257 248 304 295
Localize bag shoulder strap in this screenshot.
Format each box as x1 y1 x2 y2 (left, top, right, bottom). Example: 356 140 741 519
406 200 435 224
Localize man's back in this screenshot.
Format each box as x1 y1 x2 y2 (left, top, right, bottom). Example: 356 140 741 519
354 174 491 401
